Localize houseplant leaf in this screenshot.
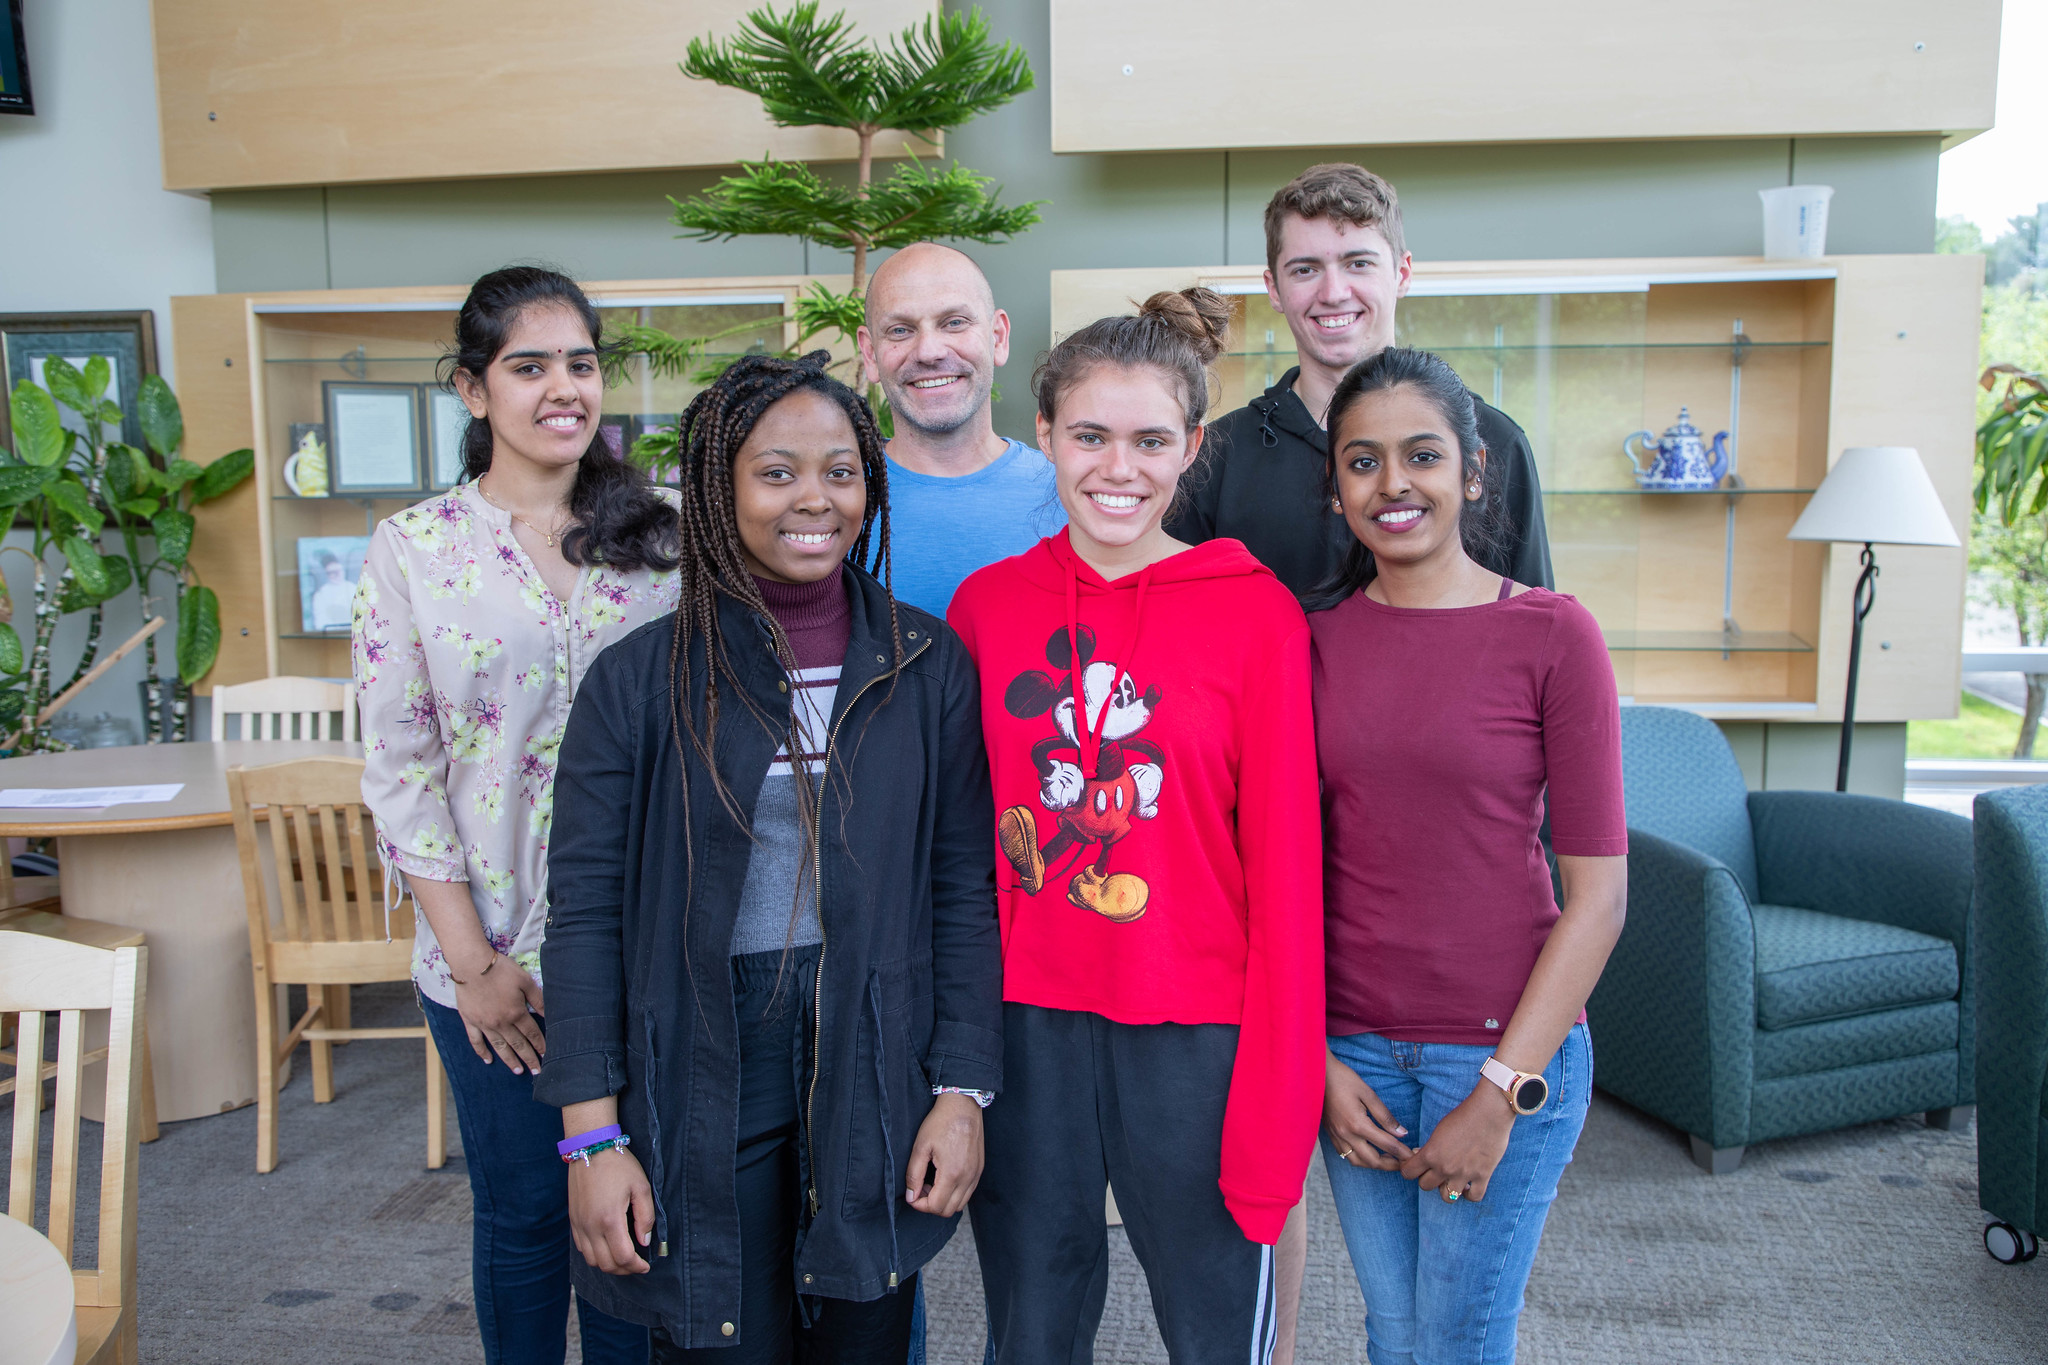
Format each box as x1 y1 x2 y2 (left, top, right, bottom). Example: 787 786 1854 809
190 447 256 502
9 381 69 467
137 374 184 459
0 623 23 675
45 479 105 536
102 442 138 504
152 509 196 569
0 465 55 508
58 536 111 599
82 355 112 402
177 584 223 683
57 553 130 611
162 458 203 490
40 356 91 415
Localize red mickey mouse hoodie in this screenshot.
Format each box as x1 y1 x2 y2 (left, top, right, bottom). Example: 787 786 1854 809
948 529 1324 1244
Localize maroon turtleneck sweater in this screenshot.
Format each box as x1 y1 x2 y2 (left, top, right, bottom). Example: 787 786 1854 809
730 566 851 956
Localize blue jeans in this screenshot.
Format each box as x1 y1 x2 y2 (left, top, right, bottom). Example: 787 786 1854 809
421 994 649 1365
1321 1025 1591 1365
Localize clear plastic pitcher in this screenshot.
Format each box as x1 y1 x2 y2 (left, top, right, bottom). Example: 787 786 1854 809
1760 185 1833 259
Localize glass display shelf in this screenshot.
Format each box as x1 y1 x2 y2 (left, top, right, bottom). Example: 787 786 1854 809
280 632 353 642
1221 340 1831 358
1545 486 1816 496
273 494 423 502
1603 630 1812 653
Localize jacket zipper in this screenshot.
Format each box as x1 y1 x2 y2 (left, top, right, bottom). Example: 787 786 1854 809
806 636 930 1216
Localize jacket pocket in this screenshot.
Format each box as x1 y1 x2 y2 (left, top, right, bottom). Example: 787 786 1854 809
841 958 935 1218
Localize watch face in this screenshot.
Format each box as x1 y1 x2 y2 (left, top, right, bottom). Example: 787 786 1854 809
1514 1075 1549 1114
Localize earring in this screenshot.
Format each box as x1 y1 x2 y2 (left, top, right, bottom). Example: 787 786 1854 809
1467 482 1481 496
1331 498 1343 513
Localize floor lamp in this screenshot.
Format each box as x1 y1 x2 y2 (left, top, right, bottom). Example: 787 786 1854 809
1787 447 1960 792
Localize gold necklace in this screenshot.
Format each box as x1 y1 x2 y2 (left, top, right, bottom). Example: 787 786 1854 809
476 479 570 548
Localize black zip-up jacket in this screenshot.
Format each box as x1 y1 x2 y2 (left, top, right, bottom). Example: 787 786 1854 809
536 566 1003 1347
1167 367 1554 599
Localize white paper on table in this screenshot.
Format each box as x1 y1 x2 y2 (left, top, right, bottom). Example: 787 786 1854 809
0 784 185 809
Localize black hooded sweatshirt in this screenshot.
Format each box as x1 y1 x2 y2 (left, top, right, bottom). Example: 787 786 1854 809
1167 367 1554 600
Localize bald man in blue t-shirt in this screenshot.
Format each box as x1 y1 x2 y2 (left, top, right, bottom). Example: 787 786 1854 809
858 242 1065 616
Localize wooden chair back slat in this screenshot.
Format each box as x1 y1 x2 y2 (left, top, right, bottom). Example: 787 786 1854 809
0 931 145 1343
211 677 359 743
7 1005 44 1223
44 1007 85 1265
264 790 304 942
291 805 329 942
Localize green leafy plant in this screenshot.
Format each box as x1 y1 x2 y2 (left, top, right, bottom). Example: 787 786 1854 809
1 362 252 749
620 1 1041 474
1972 362 2048 756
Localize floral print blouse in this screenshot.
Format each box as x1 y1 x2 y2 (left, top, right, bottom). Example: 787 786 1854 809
353 482 681 1007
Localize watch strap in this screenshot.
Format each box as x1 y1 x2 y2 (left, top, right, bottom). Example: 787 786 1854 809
1480 1056 1519 1094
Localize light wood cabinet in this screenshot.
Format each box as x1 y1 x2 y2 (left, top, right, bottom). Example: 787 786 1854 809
1051 254 1981 722
173 276 824 687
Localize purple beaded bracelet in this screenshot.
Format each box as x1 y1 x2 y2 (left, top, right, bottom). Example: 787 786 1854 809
557 1124 622 1158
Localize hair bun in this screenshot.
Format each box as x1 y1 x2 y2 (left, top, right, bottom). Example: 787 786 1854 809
1137 287 1231 368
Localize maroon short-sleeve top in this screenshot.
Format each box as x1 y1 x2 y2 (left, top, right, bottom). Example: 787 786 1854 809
1310 586 1626 1045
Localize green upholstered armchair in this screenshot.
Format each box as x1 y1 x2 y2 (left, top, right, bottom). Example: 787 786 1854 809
1970 785 2048 1263
1590 706 1975 1173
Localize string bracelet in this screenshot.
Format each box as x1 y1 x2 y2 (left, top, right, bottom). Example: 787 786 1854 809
561 1135 631 1166
557 1124 622 1159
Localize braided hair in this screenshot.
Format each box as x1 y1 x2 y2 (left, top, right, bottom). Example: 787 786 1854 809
665 350 902 969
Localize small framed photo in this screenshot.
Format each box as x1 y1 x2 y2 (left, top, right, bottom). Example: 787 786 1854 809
0 0 32 117
0 311 157 450
323 382 422 494
297 535 370 634
425 389 470 489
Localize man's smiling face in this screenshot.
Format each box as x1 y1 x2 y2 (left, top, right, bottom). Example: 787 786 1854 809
1264 214 1411 377
858 243 1009 438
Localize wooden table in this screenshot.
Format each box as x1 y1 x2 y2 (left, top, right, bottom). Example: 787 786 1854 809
0 741 356 1122
0 1216 76 1365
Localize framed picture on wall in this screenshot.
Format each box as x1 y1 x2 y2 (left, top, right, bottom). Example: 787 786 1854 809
323 382 422 494
0 0 33 117
425 389 469 489
0 312 158 451
297 535 371 634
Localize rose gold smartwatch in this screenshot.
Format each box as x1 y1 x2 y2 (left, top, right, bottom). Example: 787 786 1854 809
1480 1056 1549 1116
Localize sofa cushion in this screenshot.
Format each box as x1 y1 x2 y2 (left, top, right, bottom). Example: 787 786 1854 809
1752 1000 1957 1081
1752 903 1958 1030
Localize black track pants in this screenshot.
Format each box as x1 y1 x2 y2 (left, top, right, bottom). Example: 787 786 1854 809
969 1003 1277 1365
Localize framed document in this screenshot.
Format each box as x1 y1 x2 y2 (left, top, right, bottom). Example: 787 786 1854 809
324 382 422 494
0 311 156 451
426 389 470 489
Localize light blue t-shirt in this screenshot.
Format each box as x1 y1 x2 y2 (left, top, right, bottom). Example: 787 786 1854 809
884 439 1067 616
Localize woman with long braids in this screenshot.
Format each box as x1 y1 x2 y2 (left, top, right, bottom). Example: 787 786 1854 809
354 265 680 1365
537 351 1003 1362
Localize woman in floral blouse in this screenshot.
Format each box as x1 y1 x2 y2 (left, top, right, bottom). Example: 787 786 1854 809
354 266 680 1365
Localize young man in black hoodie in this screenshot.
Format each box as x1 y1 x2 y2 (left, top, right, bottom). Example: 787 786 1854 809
1168 163 1553 596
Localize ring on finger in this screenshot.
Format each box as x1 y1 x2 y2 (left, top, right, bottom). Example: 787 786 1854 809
1337 1146 1355 1160
1441 1184 1464 1204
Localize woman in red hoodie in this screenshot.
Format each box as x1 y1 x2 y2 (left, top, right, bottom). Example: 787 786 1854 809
947 289 1323 1365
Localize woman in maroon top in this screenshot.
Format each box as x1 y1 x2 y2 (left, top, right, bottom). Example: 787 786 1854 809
1309 347 1627 1364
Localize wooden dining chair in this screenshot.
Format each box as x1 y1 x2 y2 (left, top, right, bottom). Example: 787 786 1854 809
211 676 360 742
0 908 160 1143
1 930 147 1365
227 755 445 1174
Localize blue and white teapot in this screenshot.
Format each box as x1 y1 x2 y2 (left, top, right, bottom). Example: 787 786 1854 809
1621 407 1729 490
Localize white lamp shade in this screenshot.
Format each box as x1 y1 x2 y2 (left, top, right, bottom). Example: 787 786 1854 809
1785 446 1960 547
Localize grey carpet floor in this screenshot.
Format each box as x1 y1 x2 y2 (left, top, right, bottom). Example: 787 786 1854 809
6 981 2043 1363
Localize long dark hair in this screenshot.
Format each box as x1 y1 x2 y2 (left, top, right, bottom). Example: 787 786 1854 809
665 351 899 977
439 266 680 573
1308 347 1510 609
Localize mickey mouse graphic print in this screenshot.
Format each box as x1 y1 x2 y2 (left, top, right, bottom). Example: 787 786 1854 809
999 622 1166 922
948 528 1327 1243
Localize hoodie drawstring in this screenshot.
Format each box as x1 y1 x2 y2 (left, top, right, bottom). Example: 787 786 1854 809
1064 551 1154 780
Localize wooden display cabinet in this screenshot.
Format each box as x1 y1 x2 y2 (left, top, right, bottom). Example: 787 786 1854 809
1053 255 1981 722
172 277 824 688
